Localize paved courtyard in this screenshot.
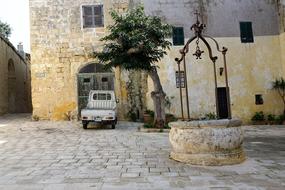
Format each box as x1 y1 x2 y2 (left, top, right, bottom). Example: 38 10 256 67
0 114 284 190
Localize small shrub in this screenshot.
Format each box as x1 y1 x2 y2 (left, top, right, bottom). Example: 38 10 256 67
205 112 217 120
275 114 285 124
32 115 39 121
164 123 171 129
143 123 154 128
64 111 74 121
166 113 177 124
143 123 171 129
251 111 265 121
128 111 137 122
267 114 276 122
144 110 154 117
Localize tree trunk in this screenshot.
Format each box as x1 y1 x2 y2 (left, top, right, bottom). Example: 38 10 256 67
148 67 166 128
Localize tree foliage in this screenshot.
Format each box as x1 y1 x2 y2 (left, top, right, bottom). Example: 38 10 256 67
0 20 12 38
93 6 172 128
94 6 172 71
272 77 285 114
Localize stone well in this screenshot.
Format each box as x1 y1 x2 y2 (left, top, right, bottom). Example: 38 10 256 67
169 119 246 166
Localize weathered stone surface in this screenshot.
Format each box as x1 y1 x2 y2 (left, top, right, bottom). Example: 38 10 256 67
30 0 285 122
0 36 32 115
169 119 242 129
30 0 148 121
169 119 245 166
0 114 285 189
138 126 170 133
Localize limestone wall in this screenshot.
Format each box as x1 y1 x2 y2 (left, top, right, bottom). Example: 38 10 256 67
0 35 32 115
280 0 285 77
30 0 135 120
146 36 283 122
139 0 280 38
142 0 284 122
30 0 284 122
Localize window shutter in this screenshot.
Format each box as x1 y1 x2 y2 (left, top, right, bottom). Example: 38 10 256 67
240 22 254 43
94 5 104 27
83 6 94 28
82 5 104 28
173 27 185 46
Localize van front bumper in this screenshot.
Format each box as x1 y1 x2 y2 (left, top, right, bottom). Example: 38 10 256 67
82 117 117 125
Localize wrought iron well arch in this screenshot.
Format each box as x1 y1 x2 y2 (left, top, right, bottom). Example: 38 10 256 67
175 11 232 120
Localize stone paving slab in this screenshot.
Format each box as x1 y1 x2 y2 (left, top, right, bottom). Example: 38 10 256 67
0 114 284 189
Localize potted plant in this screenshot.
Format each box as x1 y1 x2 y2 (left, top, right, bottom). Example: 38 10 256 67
143 110 154 124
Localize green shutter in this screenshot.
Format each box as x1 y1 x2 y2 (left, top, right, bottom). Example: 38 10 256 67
240 22 254 43
173 27 185 46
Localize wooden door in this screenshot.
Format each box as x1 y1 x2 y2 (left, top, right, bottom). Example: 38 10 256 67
217 87 229 119
77 73 114 115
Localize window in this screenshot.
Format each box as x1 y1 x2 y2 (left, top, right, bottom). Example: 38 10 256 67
172 27 185 46
93 93 111 100
255 94 263 105
83 78 90 83
82 5 104 28
240 22 254 43
102 77 108 82
176 71 185 88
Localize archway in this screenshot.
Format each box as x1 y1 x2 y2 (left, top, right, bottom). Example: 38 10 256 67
8 59 16 113
77 63 115 115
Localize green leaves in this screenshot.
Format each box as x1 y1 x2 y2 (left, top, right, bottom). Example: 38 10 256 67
93 6 172 71
272 78 285 91
272 78 285 114
0 20 12 38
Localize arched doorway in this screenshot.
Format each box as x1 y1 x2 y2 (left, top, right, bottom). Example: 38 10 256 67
8 59 16 113
77 63 115 114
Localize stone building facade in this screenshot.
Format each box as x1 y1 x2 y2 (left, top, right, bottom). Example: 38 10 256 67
0 35 32 115
30 0 145 120
30 0 285 122
141 0 285 122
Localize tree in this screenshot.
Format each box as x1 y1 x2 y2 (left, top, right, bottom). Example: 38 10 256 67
94 6 172 128
272 77 285 115
0 20 11 38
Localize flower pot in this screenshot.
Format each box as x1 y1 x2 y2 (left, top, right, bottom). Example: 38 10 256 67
143 113 153 124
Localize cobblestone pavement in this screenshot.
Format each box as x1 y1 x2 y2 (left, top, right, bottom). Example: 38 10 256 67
0 114 284 190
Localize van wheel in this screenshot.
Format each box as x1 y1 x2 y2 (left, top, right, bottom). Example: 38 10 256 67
83 123 88 129
112 124 116 129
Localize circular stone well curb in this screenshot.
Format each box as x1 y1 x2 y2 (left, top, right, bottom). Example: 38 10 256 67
169 119 246 166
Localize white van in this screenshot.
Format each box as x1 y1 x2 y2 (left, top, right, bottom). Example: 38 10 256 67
81 90 117 129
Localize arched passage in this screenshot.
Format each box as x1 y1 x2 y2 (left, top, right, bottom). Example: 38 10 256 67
77 63 115 114
8 59 16 113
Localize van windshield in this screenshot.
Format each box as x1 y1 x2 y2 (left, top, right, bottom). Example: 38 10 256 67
93 93 112 100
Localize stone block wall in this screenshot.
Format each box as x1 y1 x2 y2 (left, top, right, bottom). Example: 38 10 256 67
279 0 285 77
139 0 284 122
30 0 145 120
30 0 285 122
0 35 32 115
